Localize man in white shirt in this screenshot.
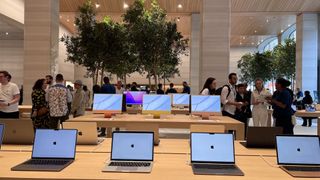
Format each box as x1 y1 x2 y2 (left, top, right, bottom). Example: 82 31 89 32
220 73 243 119
0 71 20 118
116 81 124 94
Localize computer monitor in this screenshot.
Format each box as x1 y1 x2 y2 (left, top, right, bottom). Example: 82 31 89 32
142 95 171 118
172 94 190 107
191 95 221 118
0 124 4 149
92 94 123 114
125 91 146 105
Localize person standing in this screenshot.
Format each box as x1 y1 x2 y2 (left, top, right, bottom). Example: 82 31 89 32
83 85 91 109
235 84 251 137
130 82 139 91
71 80 86 118
156 84 165 94
266 78 294 134
221 73 243 119
116 81 124 94
301 91 314 127
251 78 271 127
0 71 20 119
166 83 178 94
47 74 72 129
200 77 217 95
31 79 49 130
101 77 116 94
182 81 191 94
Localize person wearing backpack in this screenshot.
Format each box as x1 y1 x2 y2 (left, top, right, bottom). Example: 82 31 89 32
200 77 217 95
220 73 243 119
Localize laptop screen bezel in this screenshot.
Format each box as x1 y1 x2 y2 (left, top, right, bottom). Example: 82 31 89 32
0 123 4 149
190 132 235 164
110 131 154 161
31 129 78 160
276 135 320 166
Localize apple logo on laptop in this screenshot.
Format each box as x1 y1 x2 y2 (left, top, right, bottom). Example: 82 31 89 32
297 148 301 152
78 131 83 136
210 145 214 149
131 144 134 148
53 141 57 145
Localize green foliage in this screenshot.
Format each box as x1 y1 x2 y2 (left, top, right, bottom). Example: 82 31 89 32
123 0 189 86
237 38 296 87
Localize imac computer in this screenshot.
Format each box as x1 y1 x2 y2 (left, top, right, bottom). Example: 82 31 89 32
191 95 221 119
92 94 123 116
142 95 171 118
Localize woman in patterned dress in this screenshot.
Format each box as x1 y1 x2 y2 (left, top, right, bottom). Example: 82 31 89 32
31 79 49 131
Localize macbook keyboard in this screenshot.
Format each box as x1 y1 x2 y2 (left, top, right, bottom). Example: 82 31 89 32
283 166 320 172
193 164 237 170
109 162 151 167
25 159 70 165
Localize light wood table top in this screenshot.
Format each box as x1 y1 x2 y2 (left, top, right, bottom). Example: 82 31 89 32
1 139 276 157
70 114 245 140
295 110 320 117
0 151 308 180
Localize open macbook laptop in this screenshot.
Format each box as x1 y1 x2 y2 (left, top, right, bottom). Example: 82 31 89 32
63 122 104 145
11 129 78 172
241 127 283 148
276 135 320 178
190 133 244 176
102 131 154 173
0 123 4 149
0 120 34 144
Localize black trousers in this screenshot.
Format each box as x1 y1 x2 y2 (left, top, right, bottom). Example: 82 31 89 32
274 116 294 135
0 111 19 119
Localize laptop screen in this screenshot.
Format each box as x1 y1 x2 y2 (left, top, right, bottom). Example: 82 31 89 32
191 95 221 113
142 95 171 112
276 136 320 165
125 91 146 105
111 132 154 161
0 124 4 147
32 129 77 159
191 133 235 163
93 94 123 111
172 94 190 106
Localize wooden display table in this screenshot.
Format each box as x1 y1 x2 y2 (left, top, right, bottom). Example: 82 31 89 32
295 110 320 136
0 151 307 180
70 114 245 140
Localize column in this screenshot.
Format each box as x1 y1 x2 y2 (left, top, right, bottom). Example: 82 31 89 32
190 14 201 94
296 14 318 94
200 0 231 87
24 0 59 104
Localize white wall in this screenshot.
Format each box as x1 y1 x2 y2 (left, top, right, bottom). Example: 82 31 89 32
58 25 75 81
0 40 24 87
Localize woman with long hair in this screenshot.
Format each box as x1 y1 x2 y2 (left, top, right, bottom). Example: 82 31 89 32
200 77 217 95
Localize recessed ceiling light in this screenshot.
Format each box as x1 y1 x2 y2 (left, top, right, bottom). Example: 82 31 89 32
266 19 269 23
178 4 182 8
240 42 242 45
281 29 284 33
5 32 9 35
251 42 254 45
287 24 291 27
73 23 76 27
95 3 100 8
254 30 257 33
177 17 180 22
59 15 62 19
242 36 246 40
67 19 70 22
123 3 129 9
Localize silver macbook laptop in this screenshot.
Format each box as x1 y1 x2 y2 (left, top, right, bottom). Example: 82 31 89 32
190 133 244 176
102 131 154 173
0 123 4 149
11 129 78 172
63 122 104 145
0 120 34 144
276 135 320 178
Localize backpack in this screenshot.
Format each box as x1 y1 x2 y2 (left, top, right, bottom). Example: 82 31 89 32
215 85 231 107
215 85 231 97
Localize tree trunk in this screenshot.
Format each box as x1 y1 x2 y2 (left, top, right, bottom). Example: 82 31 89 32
95 69 99 85
124 75 127 87
100 68 105 85
148 73 151 89
154 75 158 88
271 79 274 92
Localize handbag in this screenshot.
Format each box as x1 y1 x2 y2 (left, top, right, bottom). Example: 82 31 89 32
37 106 49 117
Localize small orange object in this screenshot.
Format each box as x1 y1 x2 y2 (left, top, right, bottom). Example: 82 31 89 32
104 112 112 118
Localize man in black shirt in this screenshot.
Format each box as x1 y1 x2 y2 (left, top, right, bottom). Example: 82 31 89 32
182 81 191 94
166 83 177 94
156 84 164 94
